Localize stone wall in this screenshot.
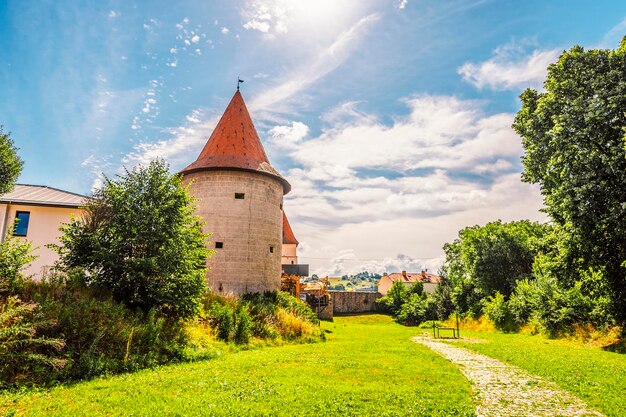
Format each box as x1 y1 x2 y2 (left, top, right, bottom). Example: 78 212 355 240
330 291 381 314
183 170 284 296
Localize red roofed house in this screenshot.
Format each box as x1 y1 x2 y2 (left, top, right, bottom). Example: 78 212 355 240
180 89 291 295
378 270 441 295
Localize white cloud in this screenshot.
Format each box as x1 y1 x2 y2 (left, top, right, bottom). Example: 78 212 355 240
108 10 119 18
242 0 285 34
123 110 220 168
276 95 545 275
268 121 309 149
221 27 230 35
191 34 200 43
458 40 560 91
243 19 271 33
248 13 380 115
395 0 408 9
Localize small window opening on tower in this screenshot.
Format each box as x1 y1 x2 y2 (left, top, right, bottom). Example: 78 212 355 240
280 203 283 210
269 246 274 253
235 193 245 199
215 242 224 249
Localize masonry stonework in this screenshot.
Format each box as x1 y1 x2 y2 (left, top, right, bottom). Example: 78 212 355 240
330 291 381 314
184 170 284 295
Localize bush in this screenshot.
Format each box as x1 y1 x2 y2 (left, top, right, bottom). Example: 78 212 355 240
234 305 252 344
0 232 35 296
507 279 539 326
18 277 188 383
204 291 321 344
376 281 407 314
54 160 210 320
483 292 517 332
209 302 236 342
396 294 428 326
0 297 66 388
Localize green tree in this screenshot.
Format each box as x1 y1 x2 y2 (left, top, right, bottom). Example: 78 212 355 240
376 281 407 314
55 160 211 320
443 220 548 303
513 38 626 323
0 127 23 195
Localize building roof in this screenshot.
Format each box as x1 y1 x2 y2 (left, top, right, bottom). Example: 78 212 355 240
0 184 87 208
180 90 291 194
282 211 299 245
382 271 441 285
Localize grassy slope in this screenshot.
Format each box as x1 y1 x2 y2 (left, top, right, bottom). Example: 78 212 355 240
1 315 474 417
454 330 626 417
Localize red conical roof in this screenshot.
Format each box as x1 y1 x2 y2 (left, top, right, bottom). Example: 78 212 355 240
181 90 290 194
283 211 299 245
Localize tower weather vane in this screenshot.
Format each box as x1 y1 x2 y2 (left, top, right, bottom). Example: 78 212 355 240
237 77 244 90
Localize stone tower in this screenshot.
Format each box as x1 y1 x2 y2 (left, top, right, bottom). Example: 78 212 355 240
181 90 291 295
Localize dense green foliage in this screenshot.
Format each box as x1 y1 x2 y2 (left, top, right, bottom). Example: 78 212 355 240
0 316 475 416
443 220 548 302
513 38 626 323
0 126 23 195
204 291 321 344
4 276 190 386
55 160 210 320
437 217 617 334
377 281 439 325
0 232 35 296
456 330 626 417
0 297 66 388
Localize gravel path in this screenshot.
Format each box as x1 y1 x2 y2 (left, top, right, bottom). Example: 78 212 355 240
413 337 605 417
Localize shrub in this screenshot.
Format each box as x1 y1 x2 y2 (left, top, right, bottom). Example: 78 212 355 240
396 293 428 326
483 292 517 332
18 277 188 383
507 279 539 326
208 302 236 342
204 291 321 344
234 305 252 344
0 297 66 387
54 160 210 320
0 232 35 296
376 281 407 314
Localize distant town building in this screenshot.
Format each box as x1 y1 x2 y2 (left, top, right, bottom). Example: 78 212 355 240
180 89 291 295
378 270 441 295
0 184 87 278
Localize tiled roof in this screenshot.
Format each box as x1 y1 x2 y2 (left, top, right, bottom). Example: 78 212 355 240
0 184 87 207
180 90 291 194
282 211 298 245
385 271 441 284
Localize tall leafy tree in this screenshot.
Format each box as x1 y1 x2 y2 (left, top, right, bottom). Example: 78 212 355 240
55 160 211 320
0 126 23 195
443 220 548 302
513 38 626 323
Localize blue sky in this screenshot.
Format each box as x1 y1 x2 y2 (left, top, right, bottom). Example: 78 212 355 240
2 0 625 275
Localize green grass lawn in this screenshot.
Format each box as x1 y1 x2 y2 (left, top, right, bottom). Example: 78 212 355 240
452 330 626 417
0 315 475 417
